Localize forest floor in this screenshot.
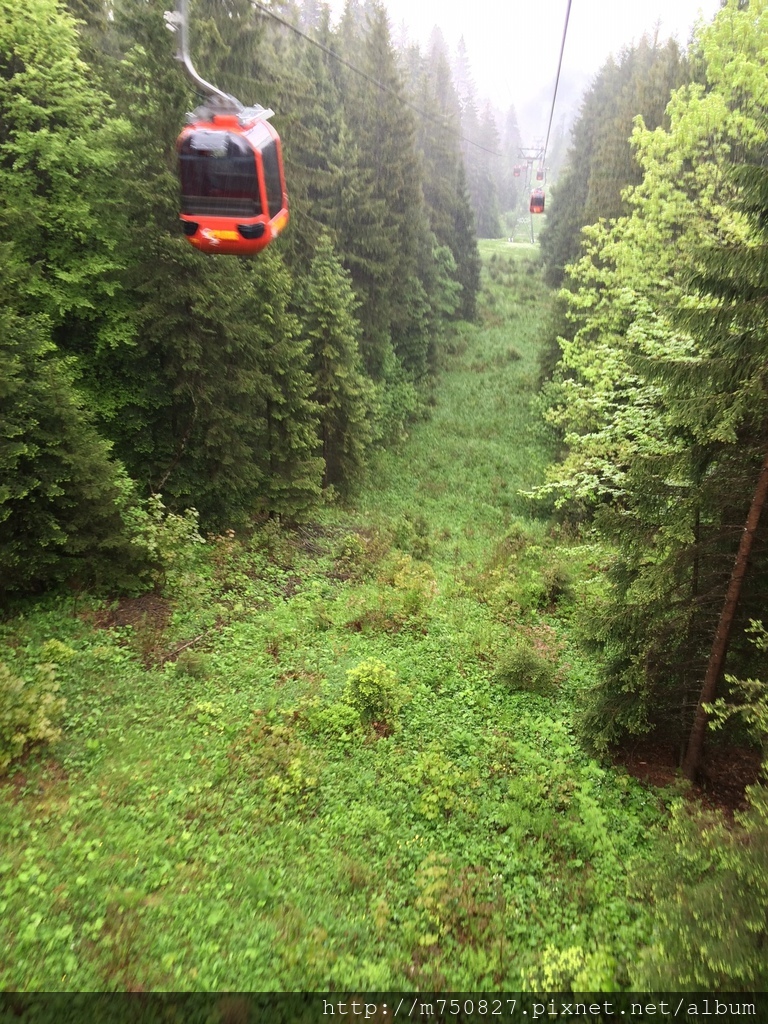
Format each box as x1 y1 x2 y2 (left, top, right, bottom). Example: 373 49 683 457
1 244 677 992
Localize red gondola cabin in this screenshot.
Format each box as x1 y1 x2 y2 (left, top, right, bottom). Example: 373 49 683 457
536 167 544 181
530 188 545 214
513 165 521 177
177 112 289 255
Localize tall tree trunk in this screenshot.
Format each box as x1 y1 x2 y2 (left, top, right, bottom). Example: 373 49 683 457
682 449 768 781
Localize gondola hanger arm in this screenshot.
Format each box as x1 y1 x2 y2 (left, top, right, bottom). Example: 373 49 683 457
164 0 274 124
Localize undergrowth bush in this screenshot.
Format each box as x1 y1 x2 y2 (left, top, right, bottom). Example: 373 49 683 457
344 555 436 633
494 641 558 695
371 353 425 446
229 711 319 815
125 493 205 591
174 649 212 680
631 793 768 989
0 659 66 774
630 621 768 989
333 529 389 581
300 697 362 744
521 944 617 990
344 658 408 727
392 514 431 560
476 534 572 616
409 747 469 820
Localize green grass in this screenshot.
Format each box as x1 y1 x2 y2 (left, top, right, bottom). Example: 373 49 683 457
0 247 666 992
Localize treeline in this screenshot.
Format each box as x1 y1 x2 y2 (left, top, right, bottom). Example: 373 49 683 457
1 0 490 600
538 1 768 987
450 34 523 239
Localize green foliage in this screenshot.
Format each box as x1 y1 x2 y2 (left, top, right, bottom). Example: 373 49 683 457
300 696 362 745
632 792 768 989
0 659 66 775
521 943 618 991
0 0 127 325
301 232 375 492
494 641 558 696
540 34 687 287
124 493 204 590
409 748 469 820
332 528 389 582
536 0 768 749
369 348 425 446
343 658 407 726
631 622 768 988
472 525 572 617
0 298 150 600
229 711 319 815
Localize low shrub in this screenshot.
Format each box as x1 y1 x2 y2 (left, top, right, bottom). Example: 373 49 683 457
0 660 66 774
344 658 409 727
494 641 558 696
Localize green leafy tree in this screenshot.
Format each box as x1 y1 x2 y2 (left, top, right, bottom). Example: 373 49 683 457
537 0 768 755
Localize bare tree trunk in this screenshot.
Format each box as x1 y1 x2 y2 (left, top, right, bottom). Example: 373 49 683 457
154 394 198 494
682 449 768 781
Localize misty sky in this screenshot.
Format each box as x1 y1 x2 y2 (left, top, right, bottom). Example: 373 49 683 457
326 0 723 138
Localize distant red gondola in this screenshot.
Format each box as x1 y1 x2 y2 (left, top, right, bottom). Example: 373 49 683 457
513 165 521 177
177 112 289 255
536 167 544 181
530 188 545 214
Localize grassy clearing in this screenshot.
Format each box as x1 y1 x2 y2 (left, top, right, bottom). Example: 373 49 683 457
0 245 666 992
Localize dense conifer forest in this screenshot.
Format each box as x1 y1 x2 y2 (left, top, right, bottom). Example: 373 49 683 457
2 0 768 998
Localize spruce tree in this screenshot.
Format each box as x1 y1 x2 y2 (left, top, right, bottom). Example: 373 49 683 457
0 0 127 332
453 162 481 320
414 32 479 322
78 0 323 527
498 105 523 215
0 0 147 598
333 1 431 380
0 289 144 599
540 37 686 287
301 233 375 492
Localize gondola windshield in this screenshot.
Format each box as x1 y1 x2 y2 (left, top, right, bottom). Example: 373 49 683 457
179 130 262 218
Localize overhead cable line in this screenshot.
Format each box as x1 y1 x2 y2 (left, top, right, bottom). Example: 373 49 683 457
542 0 573 164
250 0 500 156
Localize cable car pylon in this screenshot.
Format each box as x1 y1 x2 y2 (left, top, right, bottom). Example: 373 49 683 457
164 0 289 255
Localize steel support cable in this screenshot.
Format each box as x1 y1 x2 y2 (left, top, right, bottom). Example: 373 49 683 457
250 0 499 156
542 0 573 165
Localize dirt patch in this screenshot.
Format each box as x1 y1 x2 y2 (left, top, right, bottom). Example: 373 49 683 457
697 746 765 815
282 575 303 599
0 767 28 802
1 757 69 805
615 739 764 817
91 592 172 632
371 720 393 739
88 593 173 667
294 522 332 556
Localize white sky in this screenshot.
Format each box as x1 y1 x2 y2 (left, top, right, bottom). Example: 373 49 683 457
326 0 723 138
